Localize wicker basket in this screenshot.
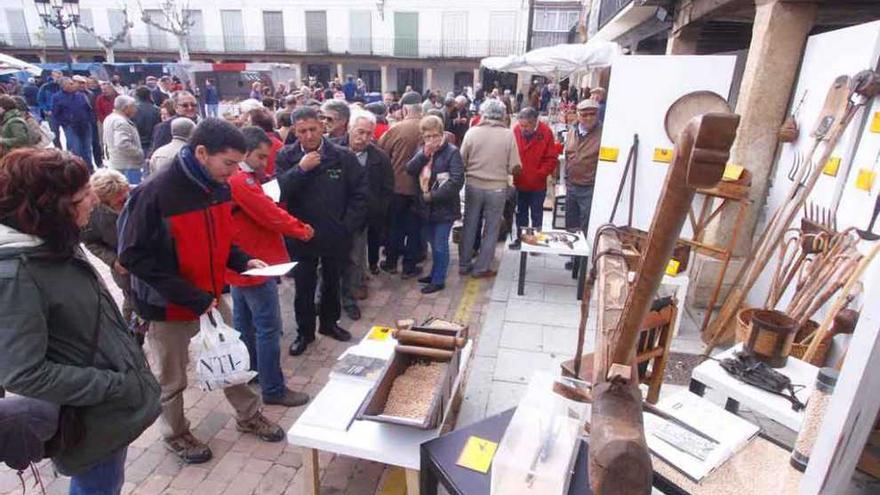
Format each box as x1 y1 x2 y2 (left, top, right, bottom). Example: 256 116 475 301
790 320 829 365
735 307 758 343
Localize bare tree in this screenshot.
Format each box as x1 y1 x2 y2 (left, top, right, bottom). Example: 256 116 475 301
75 6 134 63
138 0 195 62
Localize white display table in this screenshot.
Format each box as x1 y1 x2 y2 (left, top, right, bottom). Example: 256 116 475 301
287 334 473 495
517 230 590 299
689 344 818 431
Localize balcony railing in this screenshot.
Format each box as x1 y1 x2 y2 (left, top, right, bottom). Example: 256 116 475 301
0 33 527 59
598 0 633 30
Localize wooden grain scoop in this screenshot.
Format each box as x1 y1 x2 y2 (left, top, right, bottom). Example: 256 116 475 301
589 111 739 494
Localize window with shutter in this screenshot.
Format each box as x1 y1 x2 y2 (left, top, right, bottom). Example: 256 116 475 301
263 11 284 51
489 11 516 56
394 12 418 58
107 9 131 48
145 9 169 50
4 9 29 47
186 10 205 52
442 12 467 58
73 9 97 48
221 10 244 52
349 10 371 55
305 11 328 53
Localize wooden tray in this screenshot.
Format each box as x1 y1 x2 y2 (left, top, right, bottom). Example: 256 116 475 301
358 347 460 429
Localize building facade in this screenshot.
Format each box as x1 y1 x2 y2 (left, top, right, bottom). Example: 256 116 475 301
0 0 546 93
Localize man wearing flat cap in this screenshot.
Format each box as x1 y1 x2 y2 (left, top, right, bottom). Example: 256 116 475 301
564 99 603 248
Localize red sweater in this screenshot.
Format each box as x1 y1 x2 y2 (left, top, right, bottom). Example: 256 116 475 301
374 121 389 142
513 121 559 192
266 132 283 176
226 169 311 287
95 94 115 123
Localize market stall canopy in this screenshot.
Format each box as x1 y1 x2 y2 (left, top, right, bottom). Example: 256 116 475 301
0 54 42 76
480 41 620 78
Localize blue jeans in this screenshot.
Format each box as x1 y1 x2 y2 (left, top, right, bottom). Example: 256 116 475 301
63 124 94 170
515 189 546 232
69 448 127 495
231 280 285 399
206 104 219 118
565 184 594 234
120 168 143 185
422 221 453 286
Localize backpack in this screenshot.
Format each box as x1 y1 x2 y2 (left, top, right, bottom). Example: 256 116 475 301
9 116 43 147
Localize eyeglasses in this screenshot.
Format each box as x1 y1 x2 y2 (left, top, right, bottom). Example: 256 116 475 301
319 115 336 123
177 102 197 108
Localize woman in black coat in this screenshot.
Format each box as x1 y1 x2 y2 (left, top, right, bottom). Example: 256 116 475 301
406 115 465 293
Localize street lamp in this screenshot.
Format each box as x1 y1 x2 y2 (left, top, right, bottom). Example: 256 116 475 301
34 0 80 73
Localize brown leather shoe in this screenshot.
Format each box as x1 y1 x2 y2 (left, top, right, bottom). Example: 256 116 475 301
164 431 212 464
471 270 497 279
236 412 285 442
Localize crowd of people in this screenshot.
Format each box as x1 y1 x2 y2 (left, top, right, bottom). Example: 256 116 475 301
0 68 605 494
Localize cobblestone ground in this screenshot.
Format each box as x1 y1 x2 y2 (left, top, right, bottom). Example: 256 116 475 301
1 245 492 495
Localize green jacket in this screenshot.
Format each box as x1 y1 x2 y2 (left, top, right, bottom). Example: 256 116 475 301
0 109 30 152
0 224 160 475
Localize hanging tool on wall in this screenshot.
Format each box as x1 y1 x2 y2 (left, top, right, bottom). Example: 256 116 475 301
779 89 808 143
609 134 639 226
857 193 880 241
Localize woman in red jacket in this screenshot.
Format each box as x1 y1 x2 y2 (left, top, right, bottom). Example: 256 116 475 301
510 107 559 249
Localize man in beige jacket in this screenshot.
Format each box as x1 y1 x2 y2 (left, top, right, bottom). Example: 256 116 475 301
459 99 521 277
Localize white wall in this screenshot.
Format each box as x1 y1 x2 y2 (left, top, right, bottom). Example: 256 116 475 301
2 0 529 58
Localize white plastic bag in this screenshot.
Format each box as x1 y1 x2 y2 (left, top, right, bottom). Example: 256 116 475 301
190 309 256 391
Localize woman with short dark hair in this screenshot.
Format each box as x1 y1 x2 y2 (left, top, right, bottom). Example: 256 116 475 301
0 148 160 494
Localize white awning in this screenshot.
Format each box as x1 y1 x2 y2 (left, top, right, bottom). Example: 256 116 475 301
481 40 620 79
0 54 42 76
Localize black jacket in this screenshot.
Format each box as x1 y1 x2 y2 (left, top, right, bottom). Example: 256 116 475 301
118 151 251 321
276 138 369 258
329 135 394 230
406 142 465 223
132 101 160 151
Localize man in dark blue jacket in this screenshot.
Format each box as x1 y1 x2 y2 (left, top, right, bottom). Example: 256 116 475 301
37 70 62 146
22 77 40 121
52 78 94 169
204 78 219 118
276 107 369 356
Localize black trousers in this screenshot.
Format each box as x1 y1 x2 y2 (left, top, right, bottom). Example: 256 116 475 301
292 255 343 338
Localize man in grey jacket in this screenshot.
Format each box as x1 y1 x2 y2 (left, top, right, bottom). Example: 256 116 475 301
149 117 195 175
103 95 144 184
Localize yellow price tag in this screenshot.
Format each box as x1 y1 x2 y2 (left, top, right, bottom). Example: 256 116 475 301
870 112 880 133
823 157 841 177
856 169 876 192
723 164 744 181
367 326 393 341
456 436 499 474
666 259 680 276
653 148 673 163
599 147 619 162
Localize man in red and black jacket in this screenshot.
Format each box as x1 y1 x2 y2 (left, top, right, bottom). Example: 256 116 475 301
228 127 314 408
509 107 559 249
118 119 286 465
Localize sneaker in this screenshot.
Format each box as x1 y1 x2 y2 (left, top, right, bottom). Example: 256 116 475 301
508 239 521 250
264 388 310 407
421 284 445 294
164 432 213 464
417 275 432 284
401 266 423 280
236 412 285 442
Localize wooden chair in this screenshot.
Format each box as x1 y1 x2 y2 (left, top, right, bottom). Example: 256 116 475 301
560 300 677 404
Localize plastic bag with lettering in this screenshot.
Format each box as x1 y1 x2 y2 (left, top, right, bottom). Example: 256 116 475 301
190 309 256 391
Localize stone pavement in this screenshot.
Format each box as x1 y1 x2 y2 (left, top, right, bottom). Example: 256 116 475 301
0 244 494 495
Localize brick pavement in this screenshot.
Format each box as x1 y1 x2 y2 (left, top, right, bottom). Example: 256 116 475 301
0 246 493 495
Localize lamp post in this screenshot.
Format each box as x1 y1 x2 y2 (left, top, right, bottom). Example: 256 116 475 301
34 0 80 73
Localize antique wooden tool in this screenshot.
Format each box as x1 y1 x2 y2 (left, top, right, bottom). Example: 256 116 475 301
704 70 880 351
393 329 466 350
857 193 880 241
589 111 739 494
393 345 454 361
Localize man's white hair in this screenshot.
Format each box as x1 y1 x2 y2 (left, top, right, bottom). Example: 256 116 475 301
114 94 136 111
349 108 376 128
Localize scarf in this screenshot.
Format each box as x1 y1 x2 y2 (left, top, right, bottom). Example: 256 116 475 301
178 145 219 192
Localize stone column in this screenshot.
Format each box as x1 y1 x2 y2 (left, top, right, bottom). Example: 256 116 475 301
295 63 304 84
690 0 817 307
666 25 701 55
336 63 344 80
473 67 481 88
426 67 434 91
380 64 389 93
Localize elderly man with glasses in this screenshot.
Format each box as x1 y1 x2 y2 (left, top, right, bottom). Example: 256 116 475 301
149 91 200 157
